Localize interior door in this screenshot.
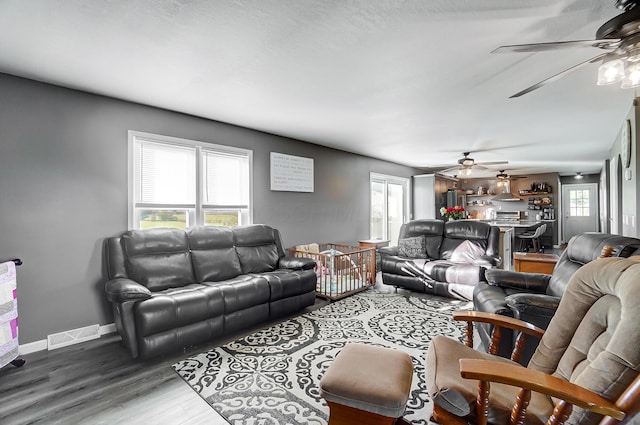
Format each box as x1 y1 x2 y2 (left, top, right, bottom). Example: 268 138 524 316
562 183 599 242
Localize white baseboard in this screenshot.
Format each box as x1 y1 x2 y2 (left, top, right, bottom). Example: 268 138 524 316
18 339 47 355
18 323 117 355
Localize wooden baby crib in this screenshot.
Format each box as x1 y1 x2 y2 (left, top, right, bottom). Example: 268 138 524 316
288 243 375 301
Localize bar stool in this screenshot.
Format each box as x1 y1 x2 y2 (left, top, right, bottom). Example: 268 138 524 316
518 223 546 252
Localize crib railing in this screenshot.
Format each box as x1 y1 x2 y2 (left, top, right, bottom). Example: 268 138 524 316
288 243 375 301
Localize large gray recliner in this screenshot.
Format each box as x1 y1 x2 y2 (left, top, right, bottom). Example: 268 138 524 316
104 224 317 359
474 232 640 365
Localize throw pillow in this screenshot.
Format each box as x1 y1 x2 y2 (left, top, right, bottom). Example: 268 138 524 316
398 236 428 258
450 240 486 263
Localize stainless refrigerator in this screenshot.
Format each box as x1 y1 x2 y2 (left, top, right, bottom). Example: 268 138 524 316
445 190 467 212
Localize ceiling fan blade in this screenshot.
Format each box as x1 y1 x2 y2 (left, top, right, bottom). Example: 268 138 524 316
491 39 620 53
476 161 509 166
439 166 462 174
509 53 608 98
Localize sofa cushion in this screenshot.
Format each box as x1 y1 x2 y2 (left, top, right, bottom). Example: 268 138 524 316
398 236 428 258
122 228 195 291
412 259 485 286
206 275 271 314
134 283 225 336
426 335 552 423
233 225 280 273
400 220 443 258
444 220 491 240
186 226 243 282
259 269 318 301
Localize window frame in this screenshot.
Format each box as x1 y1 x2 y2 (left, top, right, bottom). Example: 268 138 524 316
369 172 410 241
128 130 253 230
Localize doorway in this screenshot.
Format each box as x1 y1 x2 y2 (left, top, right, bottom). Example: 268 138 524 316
562 183 599 242
370 173 409 243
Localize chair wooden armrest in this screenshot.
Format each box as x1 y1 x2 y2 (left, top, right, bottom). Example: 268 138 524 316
453 311 545 337
459 359 625 422
453 310 545 363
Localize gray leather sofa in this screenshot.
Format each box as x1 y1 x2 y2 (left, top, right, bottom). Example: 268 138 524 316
104 224 317 359
379 219 501 300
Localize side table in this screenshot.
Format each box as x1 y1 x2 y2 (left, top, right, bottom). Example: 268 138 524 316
359 239 390 282
513 252 559 274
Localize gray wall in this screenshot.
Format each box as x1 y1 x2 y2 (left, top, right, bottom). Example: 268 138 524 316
0 73 421 344
608 99 639 237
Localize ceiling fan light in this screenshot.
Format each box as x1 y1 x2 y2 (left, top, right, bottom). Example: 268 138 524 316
597 58 625 85
621 62 640 88
461 167 472 176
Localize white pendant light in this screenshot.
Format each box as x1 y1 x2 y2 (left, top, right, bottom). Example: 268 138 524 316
597 57 625 85
622 62 640 88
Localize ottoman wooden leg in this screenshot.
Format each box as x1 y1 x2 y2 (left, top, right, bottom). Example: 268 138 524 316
326 401 398 425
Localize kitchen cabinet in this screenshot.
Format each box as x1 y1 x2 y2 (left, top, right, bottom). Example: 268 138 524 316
514 252 559 274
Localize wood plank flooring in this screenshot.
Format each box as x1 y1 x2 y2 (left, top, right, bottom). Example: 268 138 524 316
0 283 361 425
0 331 229 425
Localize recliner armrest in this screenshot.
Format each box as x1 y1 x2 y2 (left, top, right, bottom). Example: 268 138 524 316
484 269 551 292
105 278 152 303
505 293 561 329
278 256 317 270
378 246 398 256
473 255 502 268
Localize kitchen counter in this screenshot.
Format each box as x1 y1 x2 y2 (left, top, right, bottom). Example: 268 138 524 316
477 219 556 228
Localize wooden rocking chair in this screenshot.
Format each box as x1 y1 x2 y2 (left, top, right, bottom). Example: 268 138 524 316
425 256 640 425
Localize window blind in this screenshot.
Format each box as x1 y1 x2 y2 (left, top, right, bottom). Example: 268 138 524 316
202 150 249 206
138 141 196 205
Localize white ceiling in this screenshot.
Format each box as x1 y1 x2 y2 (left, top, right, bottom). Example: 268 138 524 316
0 0 635 177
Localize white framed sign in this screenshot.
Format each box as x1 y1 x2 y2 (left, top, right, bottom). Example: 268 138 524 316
270 152 314 192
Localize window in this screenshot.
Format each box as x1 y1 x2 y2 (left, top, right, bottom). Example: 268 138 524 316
569 189 590 217
129 131 252 229
370 173 409 242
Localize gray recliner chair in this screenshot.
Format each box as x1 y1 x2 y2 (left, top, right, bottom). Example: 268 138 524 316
473 232 640 365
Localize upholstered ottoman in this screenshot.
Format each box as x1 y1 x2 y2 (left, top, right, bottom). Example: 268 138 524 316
320 343 414 424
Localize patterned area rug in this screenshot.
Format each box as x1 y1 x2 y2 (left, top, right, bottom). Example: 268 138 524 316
172 290 470 424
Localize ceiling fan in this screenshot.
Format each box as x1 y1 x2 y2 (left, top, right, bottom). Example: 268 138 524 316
495 170 526 181
492 0 640 97
440 152 508 176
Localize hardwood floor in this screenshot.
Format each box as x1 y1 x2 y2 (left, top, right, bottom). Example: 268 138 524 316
0 280 415 425
0 330 228 425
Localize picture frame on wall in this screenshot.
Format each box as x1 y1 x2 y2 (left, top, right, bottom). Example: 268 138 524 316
270 152 314 192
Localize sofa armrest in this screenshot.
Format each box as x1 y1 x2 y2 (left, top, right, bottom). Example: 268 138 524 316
484 269 551 292
278 256 317 270
378 246 398 257
105 278 152 303
473 255 502 268
505 293 561 330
